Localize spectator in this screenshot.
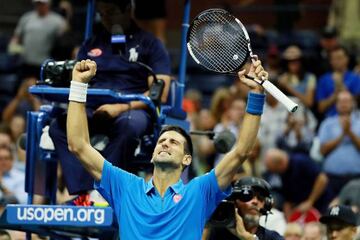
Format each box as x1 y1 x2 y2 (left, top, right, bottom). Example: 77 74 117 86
258 94 288 156
210 88 233 125
0 124 12 149
49 0 172 205
264 148 332 218
283 223 302 240
8 115 26 146
318 90 360 196
312 27 339 77
265 44 281 83
2 79 41 124
207 177 284 240
276 101 317 155
0 146 26 204
8 0 67 80
331 179 360 216
316 46 360 117
302 222 326 240
278 45 317 109
327 0 360 61
320 205 358 240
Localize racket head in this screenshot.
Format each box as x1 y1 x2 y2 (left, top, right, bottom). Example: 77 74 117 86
187 8 251 74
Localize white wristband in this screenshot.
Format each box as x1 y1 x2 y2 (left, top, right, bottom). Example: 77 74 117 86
68 81 88 103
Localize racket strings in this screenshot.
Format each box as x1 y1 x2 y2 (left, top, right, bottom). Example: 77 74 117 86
189 12 249 72
190 19 242 72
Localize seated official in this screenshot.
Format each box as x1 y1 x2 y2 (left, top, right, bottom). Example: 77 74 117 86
49 0 171 205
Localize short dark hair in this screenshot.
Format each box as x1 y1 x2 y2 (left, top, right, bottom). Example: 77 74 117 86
330 45 349 57
159 125 193 156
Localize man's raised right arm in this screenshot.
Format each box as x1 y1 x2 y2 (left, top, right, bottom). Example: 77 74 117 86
67 60 104 181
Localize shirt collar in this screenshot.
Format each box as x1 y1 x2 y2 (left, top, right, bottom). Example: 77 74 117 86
145 178 184 195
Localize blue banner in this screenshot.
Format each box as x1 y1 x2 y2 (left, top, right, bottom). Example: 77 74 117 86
6 205 113 226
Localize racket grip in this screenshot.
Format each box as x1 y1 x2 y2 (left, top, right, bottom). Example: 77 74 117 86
262 80 298 112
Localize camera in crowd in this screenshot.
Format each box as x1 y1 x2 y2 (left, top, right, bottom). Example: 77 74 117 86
207 177 273 228
40 59 77 87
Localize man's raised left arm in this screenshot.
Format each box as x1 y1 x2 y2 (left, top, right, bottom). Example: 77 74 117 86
215 59 267 191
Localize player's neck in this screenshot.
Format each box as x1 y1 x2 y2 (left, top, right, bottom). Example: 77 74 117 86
152 168 182 197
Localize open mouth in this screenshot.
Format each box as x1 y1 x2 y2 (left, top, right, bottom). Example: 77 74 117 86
159 151 171 156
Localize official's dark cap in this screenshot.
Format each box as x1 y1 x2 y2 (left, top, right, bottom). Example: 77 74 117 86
320 205 358 226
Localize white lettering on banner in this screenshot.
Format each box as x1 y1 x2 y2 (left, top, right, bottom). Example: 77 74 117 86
16 207 105 224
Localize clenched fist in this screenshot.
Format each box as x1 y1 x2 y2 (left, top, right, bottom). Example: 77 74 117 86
72 59 97 84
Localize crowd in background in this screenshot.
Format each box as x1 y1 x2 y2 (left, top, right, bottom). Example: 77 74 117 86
0 0 360 239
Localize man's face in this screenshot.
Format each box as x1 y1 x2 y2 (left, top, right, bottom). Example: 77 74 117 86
0 148 13 175
336 91 353 115
326 222 357 240
97 2 129 32
330 49 349 72
303 224 322 240
235 190 265 227
34 2 50 16
151 131 190 169
228 99 245 124
0 133 11 149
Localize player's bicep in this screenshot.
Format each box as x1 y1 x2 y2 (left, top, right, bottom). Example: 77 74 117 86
215 149 243 191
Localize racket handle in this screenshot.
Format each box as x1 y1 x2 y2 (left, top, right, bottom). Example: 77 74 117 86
262 80 299 112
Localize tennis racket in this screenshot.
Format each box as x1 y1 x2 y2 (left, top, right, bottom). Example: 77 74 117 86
187 8 298 113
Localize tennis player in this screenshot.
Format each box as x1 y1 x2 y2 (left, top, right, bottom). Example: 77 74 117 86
66 58 268 239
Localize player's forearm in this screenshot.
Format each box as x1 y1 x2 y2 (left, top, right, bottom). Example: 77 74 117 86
234 113 261 159
215 113 261 190
67 101 90 153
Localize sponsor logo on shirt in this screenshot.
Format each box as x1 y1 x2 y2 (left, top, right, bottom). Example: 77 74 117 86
173 194 182 204
88 48 102 57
